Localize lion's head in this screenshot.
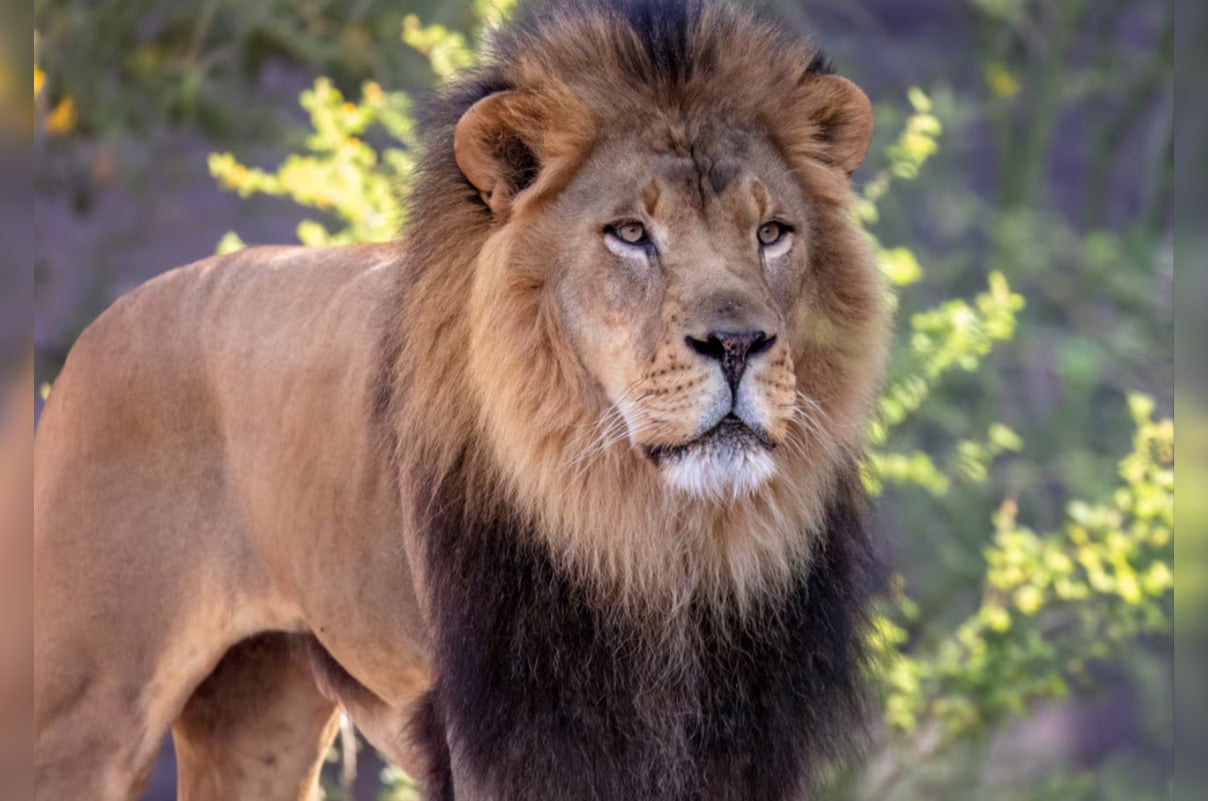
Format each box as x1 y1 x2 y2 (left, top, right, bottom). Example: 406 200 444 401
390 0 889 611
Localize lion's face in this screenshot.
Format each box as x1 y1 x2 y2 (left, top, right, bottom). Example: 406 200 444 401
454 68 885 513
539 134 813 500
438 39 886 603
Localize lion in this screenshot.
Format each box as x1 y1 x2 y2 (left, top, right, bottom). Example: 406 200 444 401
33 1 890 799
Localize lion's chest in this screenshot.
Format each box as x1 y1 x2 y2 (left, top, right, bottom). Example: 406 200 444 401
413 470 875 800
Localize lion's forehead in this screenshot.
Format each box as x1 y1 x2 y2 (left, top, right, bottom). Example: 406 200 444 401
584 130 794 199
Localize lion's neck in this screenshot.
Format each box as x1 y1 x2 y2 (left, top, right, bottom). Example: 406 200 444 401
409 456 882 800
485 441 846 614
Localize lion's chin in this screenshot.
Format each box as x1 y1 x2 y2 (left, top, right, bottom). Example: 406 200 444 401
646 417 777 502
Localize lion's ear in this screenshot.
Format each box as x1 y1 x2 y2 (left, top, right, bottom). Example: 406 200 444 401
790 75 875 176
454 90 587 216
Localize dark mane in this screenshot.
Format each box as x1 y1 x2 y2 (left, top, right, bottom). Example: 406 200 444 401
498 0 834 88
408 455 884 801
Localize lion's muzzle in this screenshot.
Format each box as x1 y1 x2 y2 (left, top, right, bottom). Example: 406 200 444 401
684 329 777 394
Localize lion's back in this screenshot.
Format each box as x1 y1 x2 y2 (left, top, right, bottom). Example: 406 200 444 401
36 242 400 479
34 242 403 611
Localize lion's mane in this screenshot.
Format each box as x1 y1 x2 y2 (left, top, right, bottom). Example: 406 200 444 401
374 1 889 797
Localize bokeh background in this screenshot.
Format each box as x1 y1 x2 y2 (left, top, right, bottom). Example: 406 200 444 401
32 1 1173 799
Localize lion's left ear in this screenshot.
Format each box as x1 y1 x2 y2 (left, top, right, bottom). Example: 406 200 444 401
454 89 590 216
783 75 874 177
809 76 874 174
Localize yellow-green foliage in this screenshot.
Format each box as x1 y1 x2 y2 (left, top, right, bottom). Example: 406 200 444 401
209 77 415 248
208 2 512 250
859 93 1026 499
872 397 1172 739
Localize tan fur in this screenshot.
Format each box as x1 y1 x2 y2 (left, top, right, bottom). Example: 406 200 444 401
35 246 428 799
34 4 888 798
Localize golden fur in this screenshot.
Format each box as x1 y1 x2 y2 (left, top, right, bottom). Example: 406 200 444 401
34 1 889 798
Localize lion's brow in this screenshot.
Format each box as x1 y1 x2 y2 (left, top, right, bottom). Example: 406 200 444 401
707 161 739 194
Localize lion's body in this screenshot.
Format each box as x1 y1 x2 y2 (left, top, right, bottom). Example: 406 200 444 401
35 2 891 799
35 245 433 798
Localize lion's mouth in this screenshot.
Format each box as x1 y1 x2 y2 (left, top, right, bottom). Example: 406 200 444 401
645 414 774 466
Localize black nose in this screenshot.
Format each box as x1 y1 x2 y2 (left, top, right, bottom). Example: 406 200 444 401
685 330 777 391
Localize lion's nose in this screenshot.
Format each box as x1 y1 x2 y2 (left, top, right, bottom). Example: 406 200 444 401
685 330 777 392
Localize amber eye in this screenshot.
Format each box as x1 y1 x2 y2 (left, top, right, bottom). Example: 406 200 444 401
758 221 788 247
610 221 649 246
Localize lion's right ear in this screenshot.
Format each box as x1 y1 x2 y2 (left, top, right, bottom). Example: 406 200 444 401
454 90 588 217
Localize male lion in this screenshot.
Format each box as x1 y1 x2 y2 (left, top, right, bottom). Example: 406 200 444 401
34 1 890 799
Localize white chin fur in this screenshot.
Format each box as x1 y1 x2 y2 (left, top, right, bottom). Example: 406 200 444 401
660 447 776 502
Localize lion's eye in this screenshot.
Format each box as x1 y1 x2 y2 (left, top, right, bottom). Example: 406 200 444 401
758 221 788 247
609 221 649 246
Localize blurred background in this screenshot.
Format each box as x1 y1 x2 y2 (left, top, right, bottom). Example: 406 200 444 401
32 0 1173 799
